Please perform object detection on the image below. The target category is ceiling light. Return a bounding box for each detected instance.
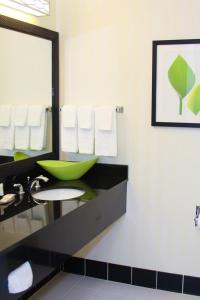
[0,0,50,16]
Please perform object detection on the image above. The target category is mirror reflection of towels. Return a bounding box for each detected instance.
[15,216,31,235]
[30,219,43,233]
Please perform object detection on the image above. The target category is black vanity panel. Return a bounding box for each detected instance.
[23,180,127,254]
[0,164,128,300]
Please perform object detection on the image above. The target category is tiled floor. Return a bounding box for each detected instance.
[30,272,199,300]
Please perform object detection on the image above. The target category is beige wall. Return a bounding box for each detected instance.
[57,0,200,277]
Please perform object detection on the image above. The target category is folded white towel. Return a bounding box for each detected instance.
[0,105,11,126]
[14,105,28,127]
[62,105,77,128]
[77,106,93,129]
[61,106,78,153]
[8,261,33,294]
[95,106,117,157]
[28,105,45,127]
[95,106,113,131]
[78,107,94,154]
[0,107,15,150]
[30,107,47,150]
[15,126,29,150]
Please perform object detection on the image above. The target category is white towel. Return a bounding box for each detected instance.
[15,126,29,150]
[95,106,113,131]
[30,107,47,150]
[77,106,93,129]
[0,105,11,126]
[62,105,77,128]
[78,107,94,154]
[14,105,28,126]
[8,261,33,294]
[0,107,15,150]
[95,106,117,157]
[61,106,78,153]
[28,105,45,126]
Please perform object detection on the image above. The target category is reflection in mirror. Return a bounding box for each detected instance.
[0,27,52,165]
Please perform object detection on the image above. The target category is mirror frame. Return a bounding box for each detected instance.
[0,14,59,177]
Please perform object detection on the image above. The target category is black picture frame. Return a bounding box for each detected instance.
[152,39,200,128]
[0,14,59,177]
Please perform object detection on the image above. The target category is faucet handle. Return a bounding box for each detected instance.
[36,175,49,182]
[13,183,25,195]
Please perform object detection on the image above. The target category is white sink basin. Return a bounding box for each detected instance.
[32,188,85,201]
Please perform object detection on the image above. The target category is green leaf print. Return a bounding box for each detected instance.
[168,55,196,115]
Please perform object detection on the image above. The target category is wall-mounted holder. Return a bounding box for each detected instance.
[59,106,124,113]
[194,206,200,227]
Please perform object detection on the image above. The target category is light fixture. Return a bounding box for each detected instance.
[0,0,50,16]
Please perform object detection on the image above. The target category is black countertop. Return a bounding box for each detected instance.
[0,163,128,253]
[0,163,128,300]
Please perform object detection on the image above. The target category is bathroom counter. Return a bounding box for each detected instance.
[0,163,128,253]
[0,163,128,300]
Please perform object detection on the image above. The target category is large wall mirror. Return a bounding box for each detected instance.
[0,15,59,177]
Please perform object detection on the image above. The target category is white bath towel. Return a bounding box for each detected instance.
[95,106,113,131]
[0,107,15,150]
[62,105,77,128]
[28,105,45,127]
[0,105,11,126]
[8,261,33,294]
[78,107,94,154]
[30,107,47,150]
[14,105,28,126]
[95,106,117,157]
[61,106,78,153]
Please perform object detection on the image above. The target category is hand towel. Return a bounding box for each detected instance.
[28,105,45,127]
[78,107,94,154]
[15,126,29,150]
[0,107,15,150]
[95,106,117,157]
[14,105,28,126]
[30,107,47,150]
[62,105,77,128]
[77,106,93,129]
[61,106,78,153]
[95,106,113,131]
[0,105,11,126]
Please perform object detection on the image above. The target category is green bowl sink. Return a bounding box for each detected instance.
[37,158,98,180]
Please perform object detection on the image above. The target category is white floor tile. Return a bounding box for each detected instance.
[29,273,78,300]
[30,273,199,300]
[61,285,96,300]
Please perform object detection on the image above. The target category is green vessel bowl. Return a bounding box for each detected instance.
[37,158,98,181]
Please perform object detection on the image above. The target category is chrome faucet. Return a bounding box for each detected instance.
[13,183,25,195]
[29,175,49,193]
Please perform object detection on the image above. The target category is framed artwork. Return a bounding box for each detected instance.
[152,39,200,128]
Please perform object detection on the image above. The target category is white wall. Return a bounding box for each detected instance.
[57,0,200,277]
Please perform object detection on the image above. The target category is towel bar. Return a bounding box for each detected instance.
[59,106,124,113]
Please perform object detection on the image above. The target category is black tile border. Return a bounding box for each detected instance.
[108,263,131,284]
[86,259,107,280]
[24,256,200,298]
[63,257,200,297]
[132,267,157,289]
[184,275,200,296]
[63,257,85,276]
[157,272,183,293]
